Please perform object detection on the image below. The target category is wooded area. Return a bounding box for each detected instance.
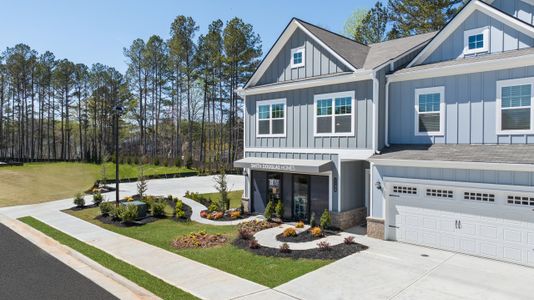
[0,16,261,170]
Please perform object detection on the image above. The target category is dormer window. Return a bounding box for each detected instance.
[464,27,489,55]
[291,46,305,68]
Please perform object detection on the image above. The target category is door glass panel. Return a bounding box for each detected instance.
[293,175,309,221]
[267,173,282,203]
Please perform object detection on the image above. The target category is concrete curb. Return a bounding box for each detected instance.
[0,214,159,300]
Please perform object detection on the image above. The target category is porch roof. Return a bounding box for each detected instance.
[233,157,333,174]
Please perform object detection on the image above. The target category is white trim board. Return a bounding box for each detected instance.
[245,19,357,89]
[371,158,534,172]
[407,0,534,68]
[496,77,534,135]
[388,52,534,82]
[244,147,374,160]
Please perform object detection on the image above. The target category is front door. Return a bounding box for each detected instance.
[293,175,309,221]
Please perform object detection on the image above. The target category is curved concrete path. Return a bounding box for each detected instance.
[182,197,262,226]
[254,223,355,250]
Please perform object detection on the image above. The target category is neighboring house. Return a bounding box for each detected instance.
[236,0,534,267]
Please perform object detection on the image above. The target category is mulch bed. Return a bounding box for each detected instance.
[171,232,228,249]
[232,238,368,260]
[276,230,337,243]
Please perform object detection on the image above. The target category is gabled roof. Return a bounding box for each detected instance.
[408,0,534,67]
[244,18,435,89]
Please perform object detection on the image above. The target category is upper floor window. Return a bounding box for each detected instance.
[464,27,489,55]
[291,46,305,69]
[314,91,355,136]
[256,99,286,137]
[496,77,534,134]
[415,87,445,136]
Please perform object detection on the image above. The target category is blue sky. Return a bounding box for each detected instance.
[0,0,375,73]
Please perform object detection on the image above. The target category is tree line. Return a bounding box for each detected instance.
[0,16,261,170]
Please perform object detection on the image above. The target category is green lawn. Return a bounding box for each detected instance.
[196,190,243,208]
[0,162,195,207]
[19,216,198,300]
[66,207,331,287]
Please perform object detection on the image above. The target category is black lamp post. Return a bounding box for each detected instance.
[113,105,124,206]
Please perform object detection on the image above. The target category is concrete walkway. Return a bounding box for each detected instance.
[254,223,355,250]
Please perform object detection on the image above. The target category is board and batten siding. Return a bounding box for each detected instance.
[491,0,534,25]
[389,65,534,145]
[371,165,534,219]
[256,28,350,86]
[422,10,534,65]
[245,81,374,149]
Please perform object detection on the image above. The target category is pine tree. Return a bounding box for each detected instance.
[345,2,389,44]
[388,0,464,37]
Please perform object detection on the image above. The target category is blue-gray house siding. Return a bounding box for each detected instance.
[389,65,534,145]
[245,81,374,150]
[422,10,534,65]
[492,0,534,25]
[256,28,350,86]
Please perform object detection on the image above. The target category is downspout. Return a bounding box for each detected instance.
[385,80,391,148]
[372,71,380,154]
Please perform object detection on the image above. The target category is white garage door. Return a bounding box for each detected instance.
[386,180,534,267]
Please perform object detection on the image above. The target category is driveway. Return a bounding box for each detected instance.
[275,234,534,300]
[0,223,117,300]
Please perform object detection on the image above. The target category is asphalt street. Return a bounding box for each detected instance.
[0,223,117,300]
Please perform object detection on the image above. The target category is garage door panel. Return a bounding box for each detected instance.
[439,218,456,233]
[528,251,534,266]
[458,221,477,236]
[440,234,457,251]
[527,232,534,245]
[422,217,438,230]
[503,246,523,263]
[421,230,440,247]
[459,238,477,254]
[479,224,499,240]
[479,241,500,258]
[503,228,523,243]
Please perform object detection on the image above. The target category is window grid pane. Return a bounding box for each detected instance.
[419,93,440,112]
[468,34,484,50]
[502,85,531,108]
[335,97,352,115]
[271,103,285,119]
[293,52,302,65]
[258,105,270,120]
[317,99,333,116]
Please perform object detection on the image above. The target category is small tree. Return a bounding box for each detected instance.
[214,170,229,211]
[137,164,148,198]
[275,200,284,219]
[74,192,85,208]
[264,201,274,220]
[320,209,331,230]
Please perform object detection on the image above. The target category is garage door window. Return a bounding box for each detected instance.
[393,185,417,195]
[464,192,495,203]
[507,195,534,207]
[426,188,453,198]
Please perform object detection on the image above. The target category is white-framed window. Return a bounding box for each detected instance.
[496,77,534,135]
[290,46,305,69]
[414,87,445,136]
[256,99,286,137]
[313,91,355,136]
[463,27,490,55]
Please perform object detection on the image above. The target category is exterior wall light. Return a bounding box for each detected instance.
[375,181,382,191]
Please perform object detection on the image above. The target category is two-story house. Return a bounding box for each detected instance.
[236,0,534,267]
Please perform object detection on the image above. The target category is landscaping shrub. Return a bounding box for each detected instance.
[279,243,291,253]
[176,210,186,219]
[264,201,274,219]
[275,200,284,218]
[237,220,278,234]
[119,204,138,223]
[230,210,241,219]
[295,221,305,228]
[317,241,331,251]
[200,210,208,218]
[172,231,227,249]
[151,200,166,217]
[208,203,219,212]
[239,203,245,215]
[249,239,260,249]
[310,212,317,227]
[99,202,114,216]
[282,227,297,238]
[238,228,254,240]
[175,199,186,219]
[320,209,331,229]
[175,199,183,211]
[125,196,134,202]
[214,171,229,211]
[73,192,85,208]
[344,236,356,245]
[212,212,224,220]
[93,192,103,206]
[137,165,148,198]
[310,227,322,238]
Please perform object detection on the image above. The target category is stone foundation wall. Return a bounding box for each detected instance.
[331,207,366,230]
[241,198,250,213]
[366,217,385,239]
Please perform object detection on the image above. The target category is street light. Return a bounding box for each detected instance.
[113,105,124,206]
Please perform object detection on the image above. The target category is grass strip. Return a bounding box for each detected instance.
[18,216,198,300]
